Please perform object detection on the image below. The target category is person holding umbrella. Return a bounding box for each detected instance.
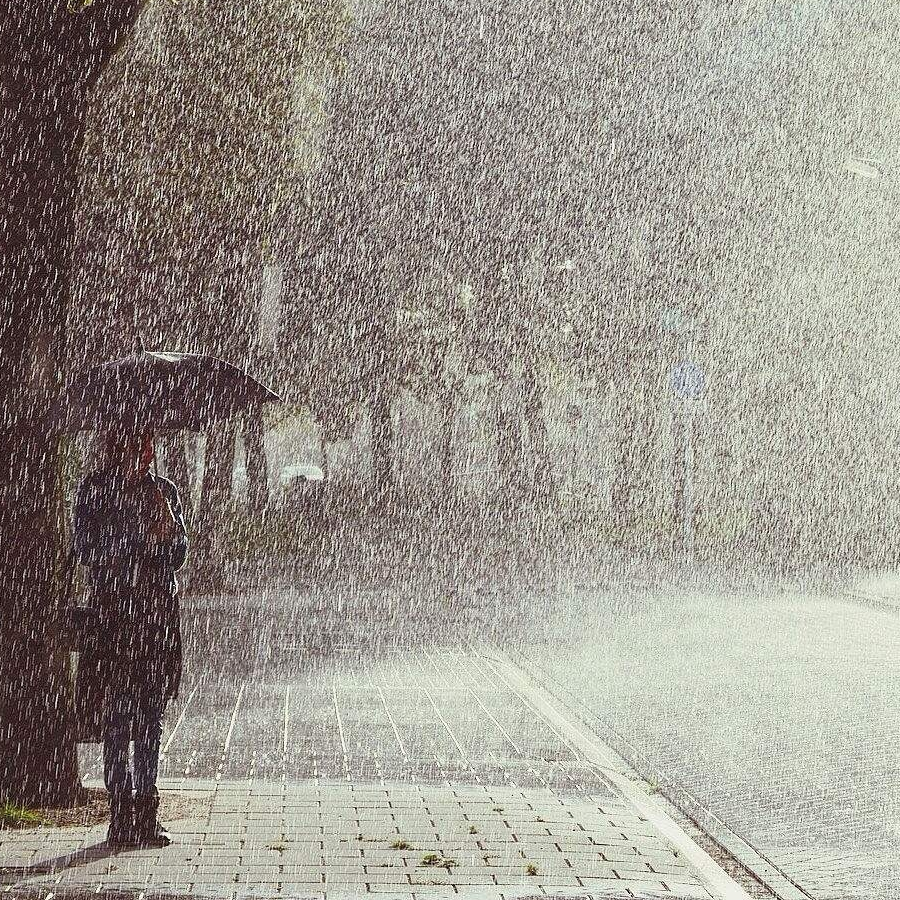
[53,348,279,847]
[74,427,187,847]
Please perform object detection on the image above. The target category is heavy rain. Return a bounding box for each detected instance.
[0,2,897,900]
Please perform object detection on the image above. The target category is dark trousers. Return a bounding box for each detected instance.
[103,691,166,798]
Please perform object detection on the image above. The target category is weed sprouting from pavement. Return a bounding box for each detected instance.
[0,801,45,829]
[421,853,457,869]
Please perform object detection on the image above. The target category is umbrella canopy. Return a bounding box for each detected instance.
[48,350,280,433]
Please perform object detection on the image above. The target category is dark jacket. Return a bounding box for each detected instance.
[74,469,188,705]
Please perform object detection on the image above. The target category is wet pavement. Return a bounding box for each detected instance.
[0,584,758,900]
[79,587,625,791]
[12,568,891,900]
[525,584,900,900]
[1,778,719,899]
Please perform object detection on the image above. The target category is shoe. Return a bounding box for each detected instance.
[107,792,139,847]
[133,792,172,847]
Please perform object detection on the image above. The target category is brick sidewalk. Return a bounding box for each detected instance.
[2,777,729,899]
[1,638,755,900]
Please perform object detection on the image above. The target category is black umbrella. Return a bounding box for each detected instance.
[48,350,280,433]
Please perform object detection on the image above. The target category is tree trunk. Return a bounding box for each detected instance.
[611,369,634,532]
[440,392,454,489]
[0,85,85,807]
[318,427,330,481]
[0,2,167,802]
[0,425,82,805]
[611,367,655,534]
[200,423,235,528]
[371,380,393,498]
[243,409,269,514]
[246,250,271,518]
[633,399,655,527]
[495,381,524,507]
[185,432,203,508]
[671,406,688,551]
[611,396,638,532]
[521,363,553,501]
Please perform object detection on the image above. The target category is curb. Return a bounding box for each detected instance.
[476,647,755,900]
[500,650,816,900]
[843,591,900,616]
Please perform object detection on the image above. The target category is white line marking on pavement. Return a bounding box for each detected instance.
[465,646,578,789]
[469,644,584,764]
[445,645,573,793]
[331,679,350,766]
[283,685,290,757]
[414,650,471,765]
[486,648,754,900]
[161,679,202,757]
[222,681,246,757]
[371,666,408,759]
[425,646,528,788]
[430,648,522,755]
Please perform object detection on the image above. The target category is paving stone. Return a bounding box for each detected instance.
[612,876,669,892]
[54,636,758,900]
[191,873,244,885]
[362,872,417,885]
[566,860,619,878]
[363,864,417,877]
[491,873,543,884]
[660,884,714,898]
[647,863,701,877]
[281,863,325,876]
[364,890,418,898]
[606,847,679,864]
[322,872,370,885]
[612,863,656,878]
[625,888,683,899]
[280,879,325,890]
[553,833,598,848]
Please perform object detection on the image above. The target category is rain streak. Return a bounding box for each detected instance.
[0,3,897,900]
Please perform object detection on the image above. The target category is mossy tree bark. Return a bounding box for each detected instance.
[0,0,146,805]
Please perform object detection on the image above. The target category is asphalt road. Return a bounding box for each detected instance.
[525,585,900,900]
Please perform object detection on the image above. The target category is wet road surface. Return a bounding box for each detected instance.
[527,585,900,900]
